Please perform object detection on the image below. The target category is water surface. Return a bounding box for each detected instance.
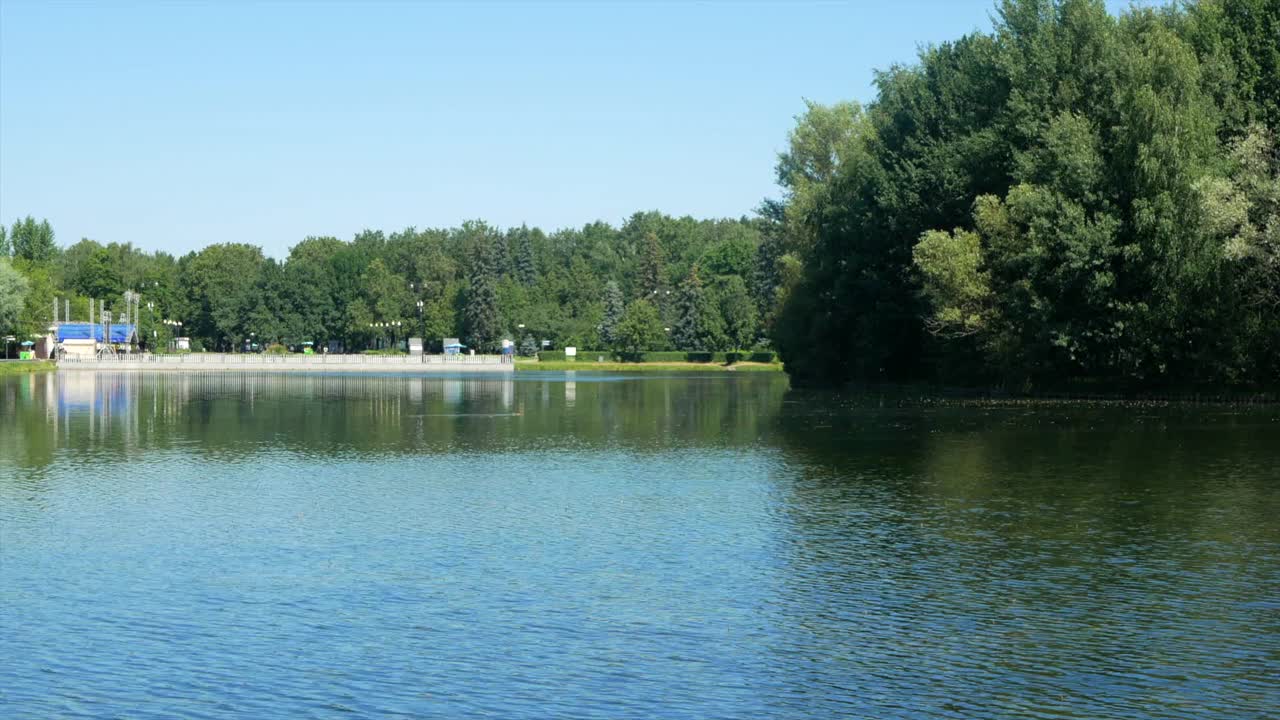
[2,372,1277,718]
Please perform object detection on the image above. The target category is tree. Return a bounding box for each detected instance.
[716,275,759,349]
[513,226,538,286]
[614,299,664,355]
[10,217,57,264]
[0,260,28,334]
[0,225,8,258]
[640,231,664,293]
[463,234,502,351]
[519,334,539,357]
[672,270,727,351]
[913,227,994,339]
[181,243,264,350]
[599,280,625,348]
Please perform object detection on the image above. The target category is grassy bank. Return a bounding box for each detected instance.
[0,360,56,376]
[517,359,783,373]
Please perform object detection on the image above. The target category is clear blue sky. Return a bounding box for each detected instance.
[1,0,1136,259]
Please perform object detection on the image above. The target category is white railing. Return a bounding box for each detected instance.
[59,353,512,366]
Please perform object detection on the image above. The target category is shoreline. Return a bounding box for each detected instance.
[0,361,56,376]
[516,360,784,373]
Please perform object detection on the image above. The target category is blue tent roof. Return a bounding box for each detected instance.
[444,342,466,348]
[56,323,137,343]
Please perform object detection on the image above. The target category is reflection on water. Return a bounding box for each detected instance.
[1,373,1277,719]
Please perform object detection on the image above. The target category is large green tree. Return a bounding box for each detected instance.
[614,299,664,355]
[9,217,58,264]
[182,243,265,350]
[463,233,502,351]
[0,260,28,334]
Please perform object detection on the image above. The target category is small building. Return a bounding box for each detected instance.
[56,323,139,357]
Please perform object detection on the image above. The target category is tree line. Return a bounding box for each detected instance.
[768,0,1279,389]
[0,212,771,355]
[3,0,1277,389]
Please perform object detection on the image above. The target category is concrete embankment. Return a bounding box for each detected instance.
[57,354,513,374]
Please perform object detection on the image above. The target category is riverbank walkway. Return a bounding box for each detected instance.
[57,353,514,374]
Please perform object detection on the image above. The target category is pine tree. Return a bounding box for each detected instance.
[10,216,56,264]
[464,236,502,352]
[514,226,537,286]
[599,280,625,348]
[672,270,725,351]
[519,334,539,357]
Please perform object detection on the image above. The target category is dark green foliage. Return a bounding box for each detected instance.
[464,232,502,352]
[715,275,758,349]
[640,232,664,294]
[772,0,1280,390]
[599,280,625,349]
[672,270,728,351]
[512,226,538,286]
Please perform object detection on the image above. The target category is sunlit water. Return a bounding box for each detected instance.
[2,371,1277,719]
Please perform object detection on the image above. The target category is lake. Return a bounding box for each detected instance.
[1,371,1277,719]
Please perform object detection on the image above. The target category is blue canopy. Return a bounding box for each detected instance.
[56,323,137,343]
[444,342,466,348]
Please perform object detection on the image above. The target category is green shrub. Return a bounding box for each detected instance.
[266,343,289,355]
[539,350,610,362]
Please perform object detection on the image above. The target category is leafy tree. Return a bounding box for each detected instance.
[10,217,58,264]
[0,260,28,333]
[913,227,994,339]
[0,225,8,258]
[11,259,57,338]
[181,244,264,350]
[716,275,759,350]
[614,299,664,354]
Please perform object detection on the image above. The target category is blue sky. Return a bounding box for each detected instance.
[1,0,1136,259]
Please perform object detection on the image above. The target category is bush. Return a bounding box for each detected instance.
[545,349,776,363]
[266,343,289,355]
[632,351,689,362]
[539,350,609,362]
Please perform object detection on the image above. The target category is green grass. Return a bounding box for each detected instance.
[0,360,56,375]
[516,359,784,373]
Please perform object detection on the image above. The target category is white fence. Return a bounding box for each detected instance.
[58,352,513,372]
